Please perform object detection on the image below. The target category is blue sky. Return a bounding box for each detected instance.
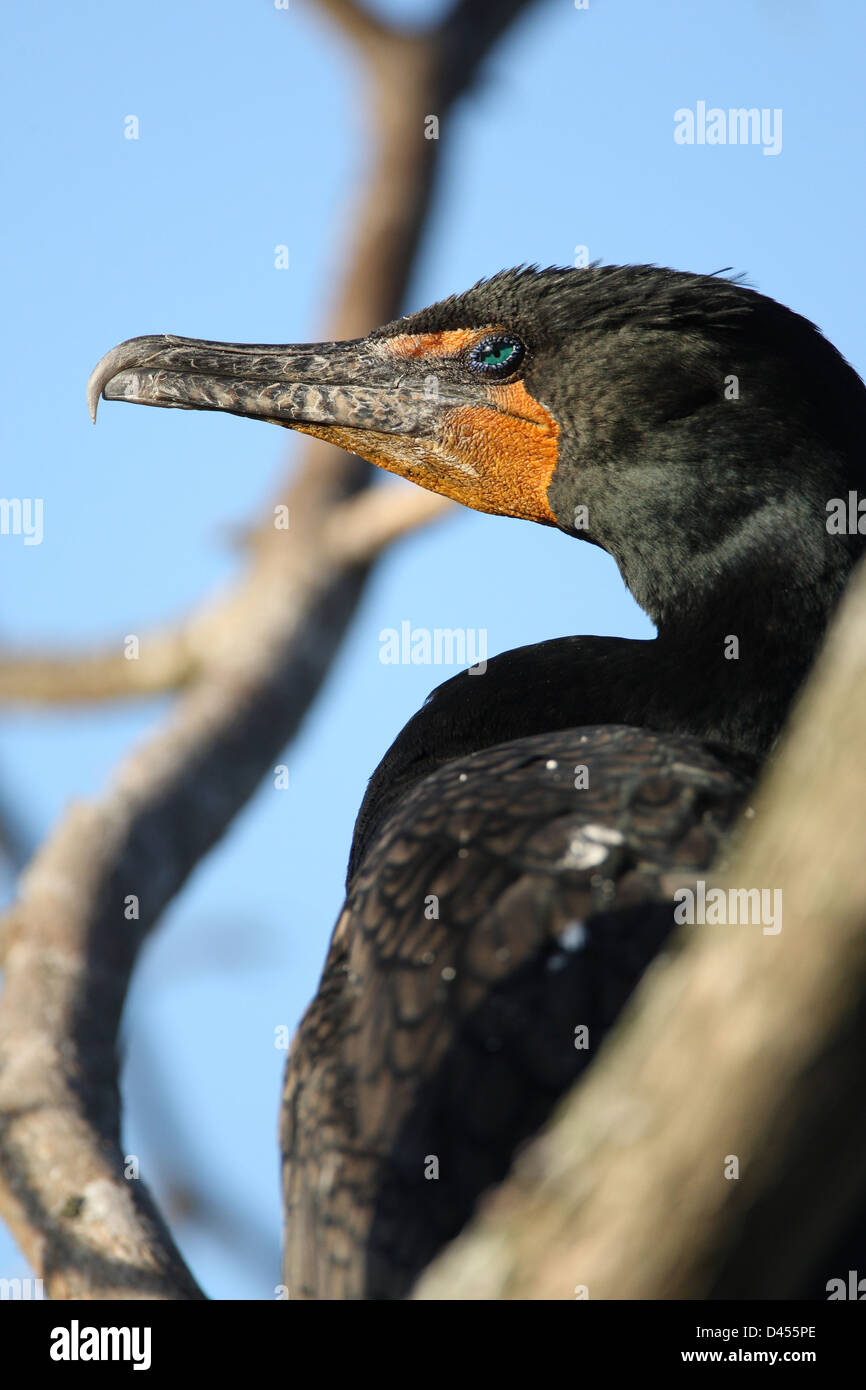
[1,0,864,1297]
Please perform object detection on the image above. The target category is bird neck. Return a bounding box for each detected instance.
[349,530,852,880]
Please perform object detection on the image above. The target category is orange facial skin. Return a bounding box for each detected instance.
[328,328,562,524]
[387,328,485,359]
[440,380,559,524]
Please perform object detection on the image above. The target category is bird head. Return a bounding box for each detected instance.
[89,265,866,628]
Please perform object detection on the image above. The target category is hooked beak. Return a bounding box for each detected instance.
[87,332,561,523]
[87,332,458,434]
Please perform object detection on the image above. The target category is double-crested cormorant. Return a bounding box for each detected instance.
[89,265,866,1299]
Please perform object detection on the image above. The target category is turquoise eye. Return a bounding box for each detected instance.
[482,344,516,367]
[469,334,525,376]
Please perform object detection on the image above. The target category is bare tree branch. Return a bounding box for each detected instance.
[0,0,540,1300]
[310,0,388,52]
[0,488,450,705]
[0,0,543,707]
[414,559,866,1300]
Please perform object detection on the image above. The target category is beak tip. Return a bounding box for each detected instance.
[86,355,113,423]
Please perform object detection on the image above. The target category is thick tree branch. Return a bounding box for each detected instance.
[414,558,866,1300]
[0,491,371,1297]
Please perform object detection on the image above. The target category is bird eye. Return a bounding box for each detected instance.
[468,334,525,377]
